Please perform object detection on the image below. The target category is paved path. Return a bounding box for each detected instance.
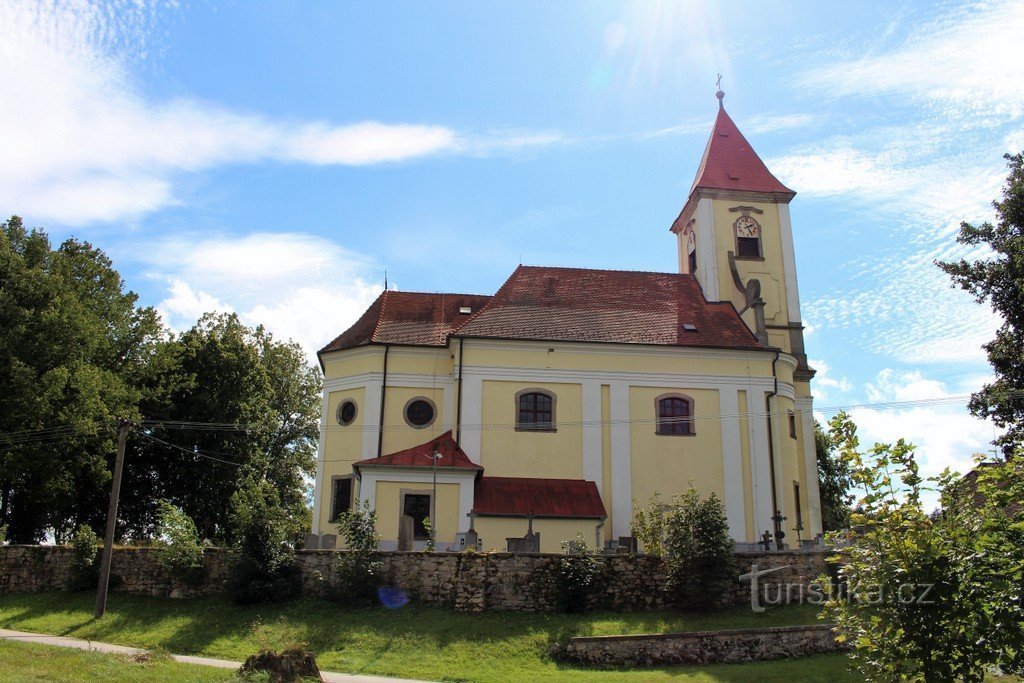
[0,629,428,683]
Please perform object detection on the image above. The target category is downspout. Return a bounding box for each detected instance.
[595,517,605,551]
[455,337,465,445]
[377,344,390,458]
[765,350,781,546]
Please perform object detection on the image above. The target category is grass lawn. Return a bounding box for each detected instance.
[0,591,860,682]
[0,639,236,682]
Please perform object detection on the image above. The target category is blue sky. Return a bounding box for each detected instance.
[4,0,1021,497]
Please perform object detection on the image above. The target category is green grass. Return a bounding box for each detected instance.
[0,639,237,682]
[0,592,860,682]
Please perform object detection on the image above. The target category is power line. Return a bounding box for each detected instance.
[135,431,245,468]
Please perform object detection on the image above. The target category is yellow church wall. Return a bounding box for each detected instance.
[385,347,455,376]
[462,340,775,377]
[628,387,725,505]
[373,480,462,545]
[321,387,367,480]
[322,348,384,381]
[380,385,448,454]
[478,380,583,479]
[473,517,602,553]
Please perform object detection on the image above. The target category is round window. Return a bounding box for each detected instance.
[404,398,435,428]
[336,400,357,426]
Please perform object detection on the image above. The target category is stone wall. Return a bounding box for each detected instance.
[561,624,845,666]
[0,545,831,613]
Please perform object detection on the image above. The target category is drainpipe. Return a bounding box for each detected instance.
[377,344,390,458]
[595,517,605,551]
[455,337,465,445]
[765,350,781,546]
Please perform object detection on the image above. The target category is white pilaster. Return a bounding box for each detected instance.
[777,203,802,322]
[582,380,602,490]
[719,387,746,540]
[796,396,822,537]
[609,382,632,538]
[311,388,330,535]
[460,375,483,463]
[747,389,774,533]
[695,197,720,300]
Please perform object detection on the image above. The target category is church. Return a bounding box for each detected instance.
[310,90,820,553]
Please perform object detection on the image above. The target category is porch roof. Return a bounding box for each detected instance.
[473,477,606,519]
[352,431,483,473]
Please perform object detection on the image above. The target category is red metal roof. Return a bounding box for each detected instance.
[455,265,761,350]
[690,105,794,197]
[473,477,606,519]
[319,291,492,354]
[353,431,482,472]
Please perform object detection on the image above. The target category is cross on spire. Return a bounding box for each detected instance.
[715,73,725,109]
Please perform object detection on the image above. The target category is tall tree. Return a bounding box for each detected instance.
[816,421,853,531]
[122,313,320,541]
[0,217,162,543]
[938,153,1024,458]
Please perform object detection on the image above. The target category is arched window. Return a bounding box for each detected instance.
[516,390,555,431]
[656,394,694,435]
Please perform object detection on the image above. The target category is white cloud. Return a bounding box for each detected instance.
[744,113,816,135]
[127,232,381,360]
[809,358,852,402]
[0,1,559,226]
[864,368,951,403]
[801,0,1024,120]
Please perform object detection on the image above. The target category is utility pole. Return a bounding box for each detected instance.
[94,419,129,619]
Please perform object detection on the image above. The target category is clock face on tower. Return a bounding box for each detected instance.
[734,215,761,238]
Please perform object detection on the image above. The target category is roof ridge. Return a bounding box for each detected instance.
[369,289,390,343]
[453,264,524,331]
[384,290,493,298]
[515,264,687,277]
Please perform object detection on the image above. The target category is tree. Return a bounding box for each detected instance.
[816,422,853,531]
[663,485,736,610]
[938,153,1024,458]
[0,217,162,543]
[822,412,1024,681]
[227,477,301,604]
[123,313,320,542]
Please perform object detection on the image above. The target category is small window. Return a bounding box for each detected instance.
[403,493,432,541]
[330,477,352,522]
[793,482,803,530]
[404,397,436,429]
[788,411,797,439]
[688,249,698,274]
[656,395,694,436]
[516,390,555,431]
[336,399,357,426]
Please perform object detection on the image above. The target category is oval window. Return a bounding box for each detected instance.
[336,400,357,426]
[405,398,436,428]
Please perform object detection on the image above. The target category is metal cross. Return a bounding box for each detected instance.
[715,73,723,90]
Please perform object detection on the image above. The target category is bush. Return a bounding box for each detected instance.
[554,532,603,613]
[332,499,383,606]
[663,485,736,611]
[68,524,101,592]
[631,492,666,555]
[821,412,1024,681]
[154,500,209,586]
[227,478,301,604]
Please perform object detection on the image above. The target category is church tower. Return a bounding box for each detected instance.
[670,88,813,382]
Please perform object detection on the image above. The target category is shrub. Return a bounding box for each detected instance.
[332,499,383,606]
[154,500,209,586]
[631,492,665,555]
[663,485,736,610]
[554,532,603,613]
[68,524,100,592]
[227,478,301,604]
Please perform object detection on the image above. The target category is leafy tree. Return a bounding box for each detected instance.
[938,153,1024,458]
[154,500,209,585]
[631,491,666,556]
[0,217,162,543]
[332,499,383,606]
[227,477,301,604]
[816,422,853,531]
[663,485,736,611]
[554,532,603,613]
[67,523,101,592]
[123,313,320,541]
[822,412,1024,681]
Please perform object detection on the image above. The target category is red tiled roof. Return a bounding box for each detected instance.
[473,477,606,518]
[352,431,482,472]
[455,265,761,349]
[690,106,794,197]
[319,291,492,354]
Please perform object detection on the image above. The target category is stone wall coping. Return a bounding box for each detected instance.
[568,623,836,644]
